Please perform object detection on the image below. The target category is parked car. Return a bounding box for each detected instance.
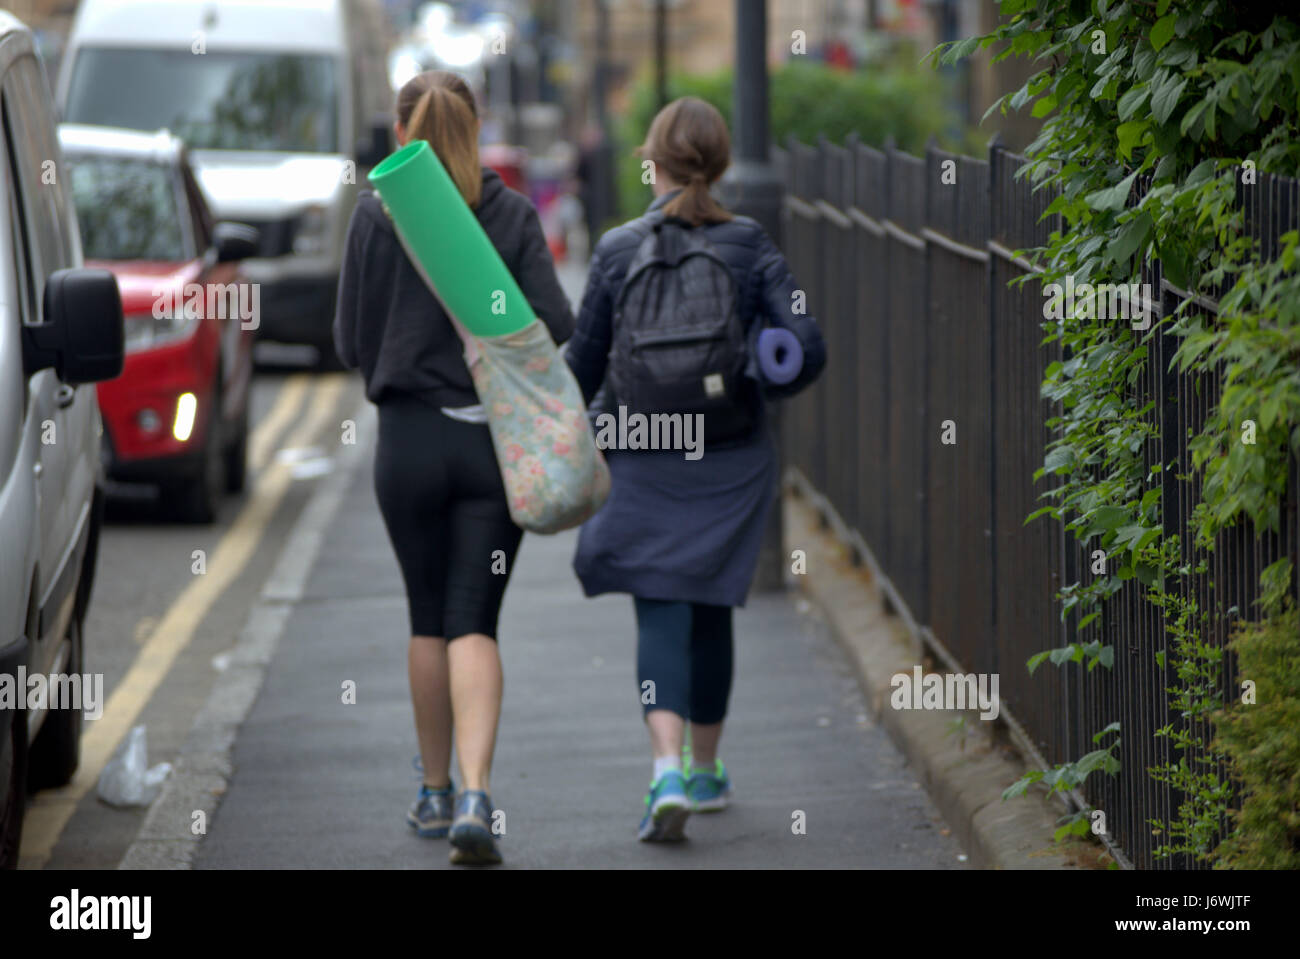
[58,124,260,523]
[56,0,393,367]
[0,12,124,869]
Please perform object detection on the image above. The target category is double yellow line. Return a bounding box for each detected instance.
[19,372,350,869]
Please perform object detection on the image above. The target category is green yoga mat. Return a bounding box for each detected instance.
[367,139,535,337]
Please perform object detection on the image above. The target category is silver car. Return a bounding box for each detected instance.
[0,11,124,869]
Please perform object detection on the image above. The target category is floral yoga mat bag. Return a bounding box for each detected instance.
[368,140,609,533]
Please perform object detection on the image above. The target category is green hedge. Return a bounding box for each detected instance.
[1213,605,1300,869]
[611,61,976,222]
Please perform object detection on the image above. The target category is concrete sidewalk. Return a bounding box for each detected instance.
[190,420,967,869]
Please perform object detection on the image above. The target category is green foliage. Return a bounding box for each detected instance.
[1211,605,1300,869]
[934,0,1300,865]
[1148,590,1233,862]
[612,61,974,221]
[1003,722,1121,803]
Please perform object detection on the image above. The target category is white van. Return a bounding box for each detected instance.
[56,0,392,364]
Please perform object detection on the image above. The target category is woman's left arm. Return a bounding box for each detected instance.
[751,230,827,399]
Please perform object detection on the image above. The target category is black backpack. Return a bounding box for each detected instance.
[608,214,756,446]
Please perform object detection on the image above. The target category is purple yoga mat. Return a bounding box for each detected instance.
[757,327,803,385]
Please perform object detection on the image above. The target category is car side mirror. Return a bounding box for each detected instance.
[213,221,261,262]
[356,118,392,168]
[23,268,124,384]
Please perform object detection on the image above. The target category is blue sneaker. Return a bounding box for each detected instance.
[448,790,502,865]
[637,770,690,842]
[407,781,456,837]
[685,759,733,812]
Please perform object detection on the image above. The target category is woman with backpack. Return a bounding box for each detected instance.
[333,70,574,865]
[565,97,825,842]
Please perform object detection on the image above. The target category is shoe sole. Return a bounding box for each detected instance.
[639,797,690,842]
[407,815,451,838]
[448,818,502,865]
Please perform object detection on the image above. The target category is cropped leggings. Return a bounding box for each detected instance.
[374,395,523,640]
[633,598,734,725]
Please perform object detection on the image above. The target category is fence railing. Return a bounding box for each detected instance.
[774,134,1300,870]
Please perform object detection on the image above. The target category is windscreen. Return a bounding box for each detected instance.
[64,47,340,154]
[65,154,185,261]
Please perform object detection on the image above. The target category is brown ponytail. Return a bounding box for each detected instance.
[637,97,734,226]
[396,71,482,208]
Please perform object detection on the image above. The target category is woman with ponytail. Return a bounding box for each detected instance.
[333,71,574,865]
[565,97,825,843]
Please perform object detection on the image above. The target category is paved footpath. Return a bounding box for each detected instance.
[193,261,964,869]
[191,422,966,870]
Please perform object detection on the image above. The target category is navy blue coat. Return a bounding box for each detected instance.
[566,193,825,407]
[565,190,825,607]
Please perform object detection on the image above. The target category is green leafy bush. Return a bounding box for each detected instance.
[1211,605,1300,869]
[611,61,975,221]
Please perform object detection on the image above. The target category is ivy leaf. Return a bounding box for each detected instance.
[941,36,980,65]
[1184,158,1217,188]
[1151,74,1187,124]
[1160,239,1190,289]
[1115,524,1148,551]
[1043,445,1076,473]
[1094,721,1121,741]
[1085,169,1139,211]
[1150,14,1177,52]
[1109,212,1153,263]
[1031,92,1058,118]
[1260,395,1281,432]
[1117,85,1151,121]
[1085,505,1130,530]
[1133,45,1157,81]
[1024,505,1057,525]
[1180,98,1210,137]
[1117,119,1149,160]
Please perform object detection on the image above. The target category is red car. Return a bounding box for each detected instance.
[58,124,259,522]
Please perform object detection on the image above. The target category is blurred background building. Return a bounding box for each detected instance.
[9,0,1044,258]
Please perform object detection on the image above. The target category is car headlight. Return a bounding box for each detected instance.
[293,204,330,256]
[124,307,200,354]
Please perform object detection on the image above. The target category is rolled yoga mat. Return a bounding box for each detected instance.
[757,326,804,385]
[367,139,535,338]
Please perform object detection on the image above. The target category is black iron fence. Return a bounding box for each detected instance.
[774,134,1300,870]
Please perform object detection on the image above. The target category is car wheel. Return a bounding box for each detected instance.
[0,700,27,870]
[27,617,84,791]
[167,392,223,524]
[224,396,249,494]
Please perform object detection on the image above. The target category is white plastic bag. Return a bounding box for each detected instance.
[96,724,172,808]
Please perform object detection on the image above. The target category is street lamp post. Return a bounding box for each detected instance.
[591,0,615,239]
[720,0,786,593]
[654,0,668,110]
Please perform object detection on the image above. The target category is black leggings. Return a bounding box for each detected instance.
[374,395,522,640]
[634,598,734,725]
